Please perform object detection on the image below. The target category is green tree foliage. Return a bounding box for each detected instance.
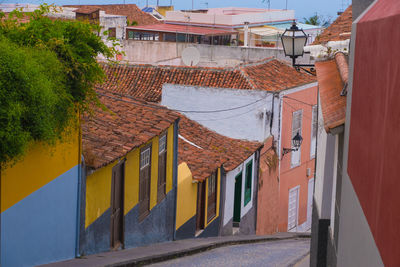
[0,5,115,165]
[303,13,331,27]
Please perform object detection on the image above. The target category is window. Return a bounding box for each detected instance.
[310,105,318,158]
[157,134,167,203]
[291,110,303,167]
[244,160,253,206]
[207,171,218,222]
[139,145,151,221]
[108,27,116,38]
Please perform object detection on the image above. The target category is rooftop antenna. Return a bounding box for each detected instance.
[192,0,194,10]
[285,0,288,10]
[182,47,200,66]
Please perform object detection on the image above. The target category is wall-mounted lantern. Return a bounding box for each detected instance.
[282,132,303,156]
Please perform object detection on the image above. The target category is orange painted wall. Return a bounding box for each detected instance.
[256,137,279,235]
[278,86,317,231]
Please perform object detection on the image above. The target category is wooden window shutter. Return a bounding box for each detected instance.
[157,133,167,203]
[139,144,152,221]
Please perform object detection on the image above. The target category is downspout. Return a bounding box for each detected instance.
[253,148,262,234]
[75,120,82,258]
[269,93,276,137]
[276,94,283,232]
[262,107,267,141]
[172,118,180,240]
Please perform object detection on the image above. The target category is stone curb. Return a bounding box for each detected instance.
[109,233,311,267]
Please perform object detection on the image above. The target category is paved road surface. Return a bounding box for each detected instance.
[149,238,310,267]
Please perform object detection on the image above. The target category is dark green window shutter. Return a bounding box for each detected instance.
[244,160,253,206]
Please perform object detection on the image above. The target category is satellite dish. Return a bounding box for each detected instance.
[182,47,200,66]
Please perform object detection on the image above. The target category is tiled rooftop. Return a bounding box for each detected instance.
[64,4,160,25]
[99,59,315,102]
[178,114,263,181]
[99,64,253,102]
[74,6,100,14]
[312,5,352,45]
[240,58,317,91]
[82,91,179,169]
[315,53,348,132]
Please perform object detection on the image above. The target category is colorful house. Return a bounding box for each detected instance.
[312,0,400,266]
[79,91,179,255]
[1,130,81,266]
[175,115,262,238]
[308,7,352,266]
[97,59,317,236]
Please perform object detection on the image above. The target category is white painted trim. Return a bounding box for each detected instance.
[178,134,203,149]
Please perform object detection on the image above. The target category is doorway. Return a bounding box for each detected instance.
[233,172,242,227]
[110,161,125,249]
[196,182,206,232]
[288,185,300,232]
[306,178,315,230]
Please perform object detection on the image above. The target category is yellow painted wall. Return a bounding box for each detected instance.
[166,125,174,194]
[175,163,198,230]
[157,6,174,17]
[1,131,80,212]
[150,136,159,210]
[124,149,139,215]
[85,161,116,228]
[85,123,176,226]
[204,168,221,227]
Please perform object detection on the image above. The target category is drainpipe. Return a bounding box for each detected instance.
[262,107,267,141]
[75,126,83,258]
[172,118,180,240]
[244,22,249,47]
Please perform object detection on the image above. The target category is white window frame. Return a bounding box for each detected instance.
[140,147,151,169]
[291,110,303,168]
[310,105,317,159]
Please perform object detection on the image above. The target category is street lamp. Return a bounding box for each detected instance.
[281,21,314,69]
[282,132,303,156]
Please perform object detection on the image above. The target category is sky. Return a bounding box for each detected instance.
[6,0,351,24]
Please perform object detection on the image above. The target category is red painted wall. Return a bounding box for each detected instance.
[257,138,279,235]
[347,1,400,265]
[279,86,317,231]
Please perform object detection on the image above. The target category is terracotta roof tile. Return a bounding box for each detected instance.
[82,91,179,169]
[178,114,262,181]
[240,59,316,91]
[64,4,159,25]
[316,57,348,132]
[312,5,352,45]
[99,64,253,102]
[74,6,100,14]
[99,60,315,102]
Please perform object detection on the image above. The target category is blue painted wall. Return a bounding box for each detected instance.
[1,165,79,267]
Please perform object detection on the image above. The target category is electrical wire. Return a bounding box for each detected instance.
[98,91,269,114]
[283,95,315,107]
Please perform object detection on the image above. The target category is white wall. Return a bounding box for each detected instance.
[116,40,311,67]
[223,153,256,226]
[165,10,294,26]
[161,84,274,142]
[100,14,126,40]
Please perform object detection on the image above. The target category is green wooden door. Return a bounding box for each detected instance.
[233,172,242,223]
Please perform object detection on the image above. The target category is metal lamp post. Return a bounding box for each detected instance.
[281,21,314,69]
[282,132,303,156]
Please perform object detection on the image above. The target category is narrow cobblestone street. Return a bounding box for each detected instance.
[149,239,310,267]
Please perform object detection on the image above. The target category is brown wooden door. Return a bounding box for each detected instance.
[207,172,217,222]
[110,161,124,249]
[139,145,152,221]
[196,182,206,231]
